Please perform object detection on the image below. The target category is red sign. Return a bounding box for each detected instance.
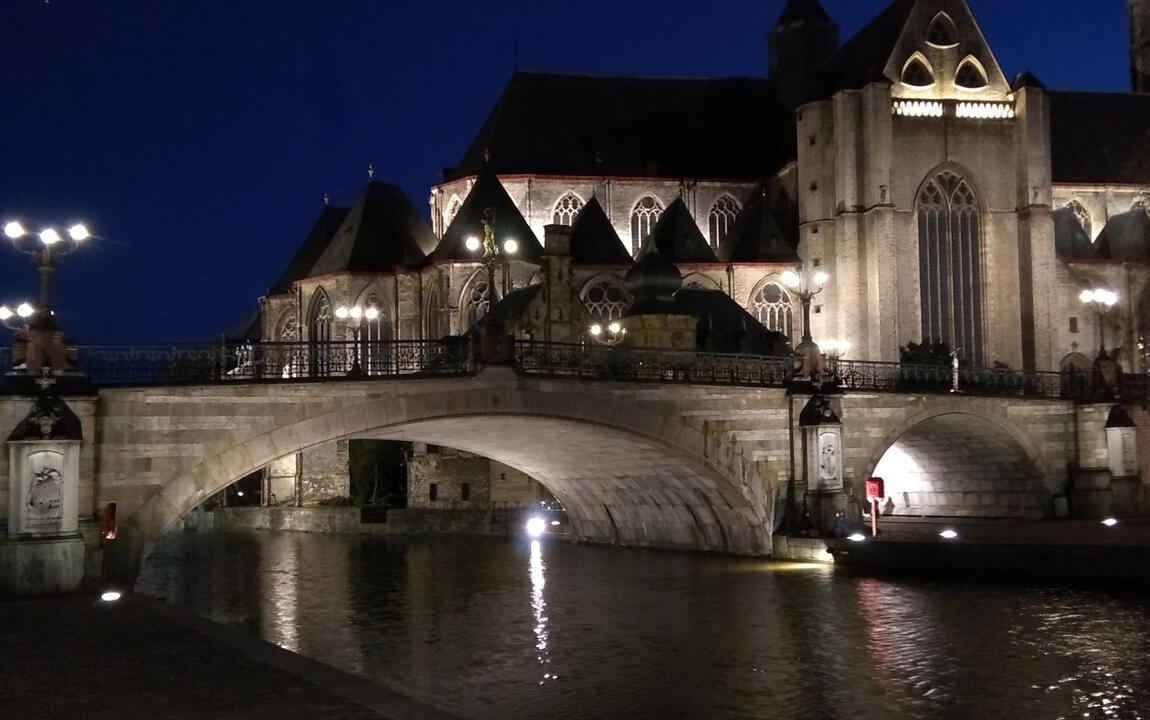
[865,477,885,501]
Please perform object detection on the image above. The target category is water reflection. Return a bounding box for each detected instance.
[529,539,555,684]
[139,533,1150,720]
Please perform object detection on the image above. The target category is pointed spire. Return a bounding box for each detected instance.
[367,163,375,179]
[323,191,331,207]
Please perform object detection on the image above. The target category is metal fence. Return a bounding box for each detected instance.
[513,341,793,387]
[70,339,473,386]
[830,358,1067,399]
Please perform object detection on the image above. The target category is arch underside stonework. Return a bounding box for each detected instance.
[870,412,1047,518]
[115,375,775,555]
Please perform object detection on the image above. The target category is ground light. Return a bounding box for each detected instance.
[847,533,867,542]
[939,529,959,540]
[1102,517,1119,527]
[100,591,122,602]
[525,516,546,538]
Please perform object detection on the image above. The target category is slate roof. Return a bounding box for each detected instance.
[220,307,262,342]
[568,197,634,265]
[447,72,795,182]
[776,0,832,26]
[1052,206,1095,260]
[637,198,720,265]
[1094,208,1150,262]
[268,205,349,294]
[718,187,800,263]
[309,182,437,277]
[1049,91,1150,185]
[806,0,914,100]
[674,288,791,356]
[431,168,543,264]
[482,284,543,326]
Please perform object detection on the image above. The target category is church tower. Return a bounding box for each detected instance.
[1133,0,1150,91]
[768,0,839,109]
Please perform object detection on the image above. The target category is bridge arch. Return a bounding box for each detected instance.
[128,379,775,555]
[863,409,1047,519]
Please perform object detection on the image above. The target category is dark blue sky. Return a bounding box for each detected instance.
[0,0,1132,343]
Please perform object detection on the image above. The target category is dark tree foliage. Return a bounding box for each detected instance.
[899,339,953,366]
[349,440,408,507]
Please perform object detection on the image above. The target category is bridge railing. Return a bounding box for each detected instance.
[70,339,473,386]
[831,359,1067,399]
[514,341,794,386]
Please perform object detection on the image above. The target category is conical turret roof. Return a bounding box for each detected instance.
[268,205,349,294]
[719,187,799,263]
[309,181,437,276]
[431,166,543,264]
[569,197,633,265]
[637,198,719,264]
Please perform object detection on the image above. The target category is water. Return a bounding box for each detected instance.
[138,531,1150,719]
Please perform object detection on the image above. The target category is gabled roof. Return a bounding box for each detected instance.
[776,0,832,26]
[482,284,543,326]
[568,197,633,265]
[807,0,914,100]
[719,187,800,263]
[1049,91,1150,185]
[309,182,437,276]
[447,72,794,181]
[220,307,262,342]
[431,168,543,264]
[268,205,349,294]
[1094,208,1150,262]
[674,288,790,356]
[637,198,719,264]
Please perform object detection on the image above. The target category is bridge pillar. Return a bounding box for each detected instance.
[1,392,85,596]
[799,394,847,534]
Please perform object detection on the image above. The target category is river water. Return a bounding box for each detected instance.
[137,531,1150,719]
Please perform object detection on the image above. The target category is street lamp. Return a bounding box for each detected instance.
[821,338,851,382]
[3,219,89,376]
[335,304,379,376]
[465,208,518,302]
[1079,287,1118,357]
[783,266,829,382]
[589,321,627,346]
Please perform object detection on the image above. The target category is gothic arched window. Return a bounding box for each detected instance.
[918,170,984,363]
[464,273,492,330]
[926,12,959,47]
[308,289,334,376]
[955,57,988,90]
[552,193,584,226]
[902,55,935,88]
[278,312,300,378]
[751,282,794,340]
[361,294,391,374]
[582,280,629,322]
[707,196,740,250]
[630,195,664,255]
[425,284,442,341]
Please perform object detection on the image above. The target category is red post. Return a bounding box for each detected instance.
[871,498,878,537]
[865,477,884,538]
[101,502,118,542]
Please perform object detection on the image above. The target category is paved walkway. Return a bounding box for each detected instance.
[864,515,1150,545]
[0,593,459,720]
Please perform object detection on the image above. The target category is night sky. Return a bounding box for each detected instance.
[0,0,1133,344]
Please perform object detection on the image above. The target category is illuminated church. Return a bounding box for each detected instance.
[245,0,1150,504]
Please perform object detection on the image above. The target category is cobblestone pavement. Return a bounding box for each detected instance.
[0,593,458,720]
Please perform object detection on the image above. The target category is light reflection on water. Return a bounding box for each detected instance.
[138,532,1150,720]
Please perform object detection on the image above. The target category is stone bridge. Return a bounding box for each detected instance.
[2,365,1107,567]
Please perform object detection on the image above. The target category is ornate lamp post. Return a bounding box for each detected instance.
[821,338,851,382]
[589,321,627,346]
[783,266,829,383]
[335,304,379,376]
[465,209,518,300]
[3,220,89,375]
[1079,287,1118,357]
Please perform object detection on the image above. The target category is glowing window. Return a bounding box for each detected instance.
[752,282,794,340]
[955,59,988,90]
[552,193,584,226]
[582,280,629,322]
[918,171,984,364]
[630,195,664,255]
[707,196,740,250]
[926,13,959,47]
[902,57,935,88]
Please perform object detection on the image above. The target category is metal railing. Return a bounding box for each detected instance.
[513,341,793,387]
[0,336,1142,401]
[67,339,473,386]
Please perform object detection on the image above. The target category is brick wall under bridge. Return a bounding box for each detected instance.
[0,371,1097,559]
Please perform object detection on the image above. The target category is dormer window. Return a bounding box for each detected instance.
[926,12,959,48]
[955,57,988,90]
[902,55,936,88]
